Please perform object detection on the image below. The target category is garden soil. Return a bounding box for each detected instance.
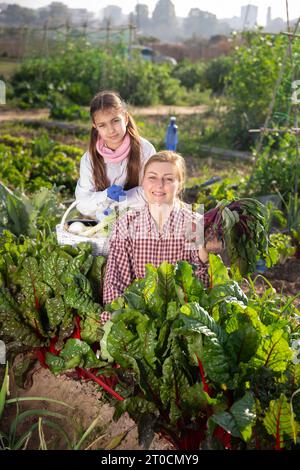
[251,256,300,308]
[3,364,173,451]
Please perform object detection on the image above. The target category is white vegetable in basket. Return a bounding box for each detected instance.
[68,221,86,235]
[81,209,117,237]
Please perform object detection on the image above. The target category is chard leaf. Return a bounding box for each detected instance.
[227,324,259,364]
[80,312,102,345]
[61,247,93,283]
[46,338,105,374]
[41,250,71,293]
[208,253,230,286]
[136,318,157,368]
[157,261,176,304]
[202,336,232,386]
[124,281,146,311]
[135,359,161,398]
[160,356,183,424]
[178,302,226,344]
[143,265,164,318]
[18,257,52,310]
[107,311,148,367]
[174,260,193,294]
[156,320,171,360]
[5,192,30,237]
[250,330,292,372]
[180,382,209,414]
[57,309,75,347]
[64,274,99,316]
[263,394,298,448]
[46,296,66,331]
[210,391,256,441]
[0,288,42,346]
[0,285,20,315]
[113,396,158,425]
[166,301,179,322]
[209,281,248,308]
[100,320,114,363]
[45,353,65,375]
[87,255,106,300]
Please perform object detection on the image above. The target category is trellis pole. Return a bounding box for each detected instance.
[246,7,300,194]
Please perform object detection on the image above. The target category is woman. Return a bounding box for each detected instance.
[102,151,222,310]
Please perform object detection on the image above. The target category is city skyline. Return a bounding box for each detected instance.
[1,0,299,25]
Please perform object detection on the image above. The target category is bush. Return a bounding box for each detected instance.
[202,55,233,94]
[171,59,206,90]
[247,133,300,199]
[223,32,300,149]
[10,44,185,109]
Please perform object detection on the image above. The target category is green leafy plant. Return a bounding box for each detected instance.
[0,134,82,194]
[0,182,64,237]
[101,257,300,450]
[269,232,296,264]
[248,134,300,199]
[204,197,271,277]
[224,33,300,149]
[0,233,105,356]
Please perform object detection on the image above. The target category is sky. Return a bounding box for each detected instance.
[2,0,299,25]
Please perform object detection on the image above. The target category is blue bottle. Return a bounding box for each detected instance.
[165,116,178,151]
[255,258,267,274]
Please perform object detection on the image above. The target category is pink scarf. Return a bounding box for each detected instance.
[96,133,131,164]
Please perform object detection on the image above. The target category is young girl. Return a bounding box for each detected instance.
[102,151,222,308]
[75,90,156,217]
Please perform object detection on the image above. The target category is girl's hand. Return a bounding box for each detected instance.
[107,185,126,201]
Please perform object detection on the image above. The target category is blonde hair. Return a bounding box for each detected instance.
[143,151,186,198]
[89,90,141,191]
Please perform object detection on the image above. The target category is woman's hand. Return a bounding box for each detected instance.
[198,237,223,263]
[206,238,223,254]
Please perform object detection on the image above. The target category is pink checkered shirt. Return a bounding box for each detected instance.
[103,204,209,307]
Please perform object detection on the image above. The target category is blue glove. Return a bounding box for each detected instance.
[107,184,126,202]
[95,207,113,222]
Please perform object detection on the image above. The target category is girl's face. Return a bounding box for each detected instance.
[93,108,128,150]
[142,161,181,206]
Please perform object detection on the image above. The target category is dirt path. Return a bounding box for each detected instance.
[129,104,209,115]
[0,108,49,121]
[0,105,208,122]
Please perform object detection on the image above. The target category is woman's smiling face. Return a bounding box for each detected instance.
[142,161,180,205]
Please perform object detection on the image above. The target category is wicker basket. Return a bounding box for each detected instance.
[56,200,109,256]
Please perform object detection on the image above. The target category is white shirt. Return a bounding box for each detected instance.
[75,137,156,217]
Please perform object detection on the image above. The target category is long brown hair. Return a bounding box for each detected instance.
[89,90,141,191]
